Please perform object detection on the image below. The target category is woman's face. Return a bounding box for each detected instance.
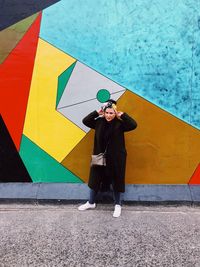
[104,108,116,122]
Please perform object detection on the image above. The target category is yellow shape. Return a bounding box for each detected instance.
[23,38,85,162]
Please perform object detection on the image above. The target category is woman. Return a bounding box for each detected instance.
[78,99,137,217]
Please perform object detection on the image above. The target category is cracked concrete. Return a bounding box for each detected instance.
[0,204,200,267]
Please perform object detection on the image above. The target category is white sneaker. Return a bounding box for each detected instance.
[78,201,96,211]
[113,205,121,217]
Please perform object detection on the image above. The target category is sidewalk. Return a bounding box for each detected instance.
[0,203,200,267]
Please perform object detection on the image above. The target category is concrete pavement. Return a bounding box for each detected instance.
[0,203,200,267]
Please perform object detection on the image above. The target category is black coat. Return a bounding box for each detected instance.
[82,111,137,193]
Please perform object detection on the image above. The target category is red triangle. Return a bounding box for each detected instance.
[189,163,200,184]
[0,13,42,151]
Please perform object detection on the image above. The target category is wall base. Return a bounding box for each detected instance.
[0,183,199,204]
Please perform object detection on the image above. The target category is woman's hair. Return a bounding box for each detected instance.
[102,99,117,111]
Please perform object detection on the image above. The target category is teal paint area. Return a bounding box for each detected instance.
[97,89,110,103]
[56,61,76,108]
[40,0,200,129]
[19,135,83,183]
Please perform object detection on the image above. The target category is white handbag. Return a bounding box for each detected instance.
[91,152,106,166]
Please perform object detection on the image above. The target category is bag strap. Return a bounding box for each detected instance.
[104,141,109,154]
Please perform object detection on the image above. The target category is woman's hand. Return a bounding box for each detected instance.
[114,110,124,119]
[97,109,104,116]
[116,111,124,117]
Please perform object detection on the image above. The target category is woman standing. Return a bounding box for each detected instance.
[78,99,137,217]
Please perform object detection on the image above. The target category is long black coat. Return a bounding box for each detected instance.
[82,111,137,193]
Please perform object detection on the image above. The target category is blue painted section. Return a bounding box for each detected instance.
[40,0,200,129]
[0,183,200,204]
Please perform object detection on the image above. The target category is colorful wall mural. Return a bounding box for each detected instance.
[0,0,200,184]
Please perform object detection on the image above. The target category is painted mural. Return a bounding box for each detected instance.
[0,0,199,184]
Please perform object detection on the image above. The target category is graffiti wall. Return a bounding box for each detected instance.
[0,0,200,184]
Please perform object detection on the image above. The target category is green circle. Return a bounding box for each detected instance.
[97,89,110,103]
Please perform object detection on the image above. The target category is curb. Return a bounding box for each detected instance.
[0,183,199,205]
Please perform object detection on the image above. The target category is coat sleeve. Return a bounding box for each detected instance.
[82,110,99,129]
[120,113,137,132]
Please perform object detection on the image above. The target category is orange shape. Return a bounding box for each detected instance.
[62,90,200,184]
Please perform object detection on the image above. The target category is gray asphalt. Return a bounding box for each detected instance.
[0,203,200,267]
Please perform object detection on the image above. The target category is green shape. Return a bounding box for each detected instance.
[56,61,76,107]
[19,135,83,183]
[97,89,110,103]
[0,13,38,64]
